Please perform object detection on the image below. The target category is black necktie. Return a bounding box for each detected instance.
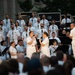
[26,32,27,37]
[12,30,14,41]
[41,29,43,33]
[6,20,8,25]
[52,26,54,29]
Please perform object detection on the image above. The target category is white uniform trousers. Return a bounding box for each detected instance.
[26,46,36,58]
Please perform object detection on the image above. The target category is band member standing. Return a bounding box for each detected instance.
[22,26,29,49]
[26,31,37,58]
[70,22,75,58]
[29,12,37,27]
[39,32,50,57]
[7,24,20,45]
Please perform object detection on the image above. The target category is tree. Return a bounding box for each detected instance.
[39,0,75,15]
[18,0,33,11]
[18,0,75,15]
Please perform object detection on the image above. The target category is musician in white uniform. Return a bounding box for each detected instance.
[7,24,20,45]
[17,15,26,31]
[29,12,37,27]
[15,21,23,35]
[70,22,75,58]
[22,26,29,49]
[49,32,61,44]
[34,17,41,30]
[36,23,48,39]
[39,32,50,57]
[28,22,36,34]
[9,41,17,59]
[26,31,37,58]
[0,26,4,42]
[16,39,25,53]
[49,20,59,37]
[40,15,49,29]
[61,15,71,24]
[0,20,7,39]
[3,14,11,38]
[36,23,48,49]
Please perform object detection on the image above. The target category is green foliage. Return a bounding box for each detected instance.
[18,0,75,15]
[39,0,75,15]
[18,0,33,11]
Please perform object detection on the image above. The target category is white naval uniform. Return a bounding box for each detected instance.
[15,26,23,33]
[36,28,48,39]
[0,45,6,53]
[26,36,37,58]
[40,37,50,57]
[3,19,11,32]
[7,29,20,44]
[3,19,11,39]
[61,18,71,24]
[34,22,41,30]
[29,17,37,27]
[49,25,58,37]
[17,19,26,31]
[49,37,61,44]
[2,25,8,39]
[70,27,75,57]
[40,19,49,29]
[0,45,6,60]
[9,46,17,59]
[22,30,29,48]
[16,45,24,53]
[0,31,4,42]
[28,26,36,34]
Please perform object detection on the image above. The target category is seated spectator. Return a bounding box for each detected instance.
[46,69,61,75]
[49,56,58,69]
[49,32,61,44]
[0,61,9,75]
[27,59,44,75]
[40,56,50,73]
[22,57,30,75]
[63,60,74,75]
[56,51,64,65]
[17,53,25,75]
[55,65,66,75]
[67,55,75,67]
[8,59,19,75]
[31,52,40,59]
